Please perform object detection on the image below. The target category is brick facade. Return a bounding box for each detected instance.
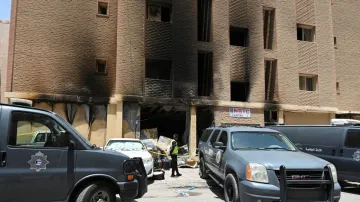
[4,0,360,129]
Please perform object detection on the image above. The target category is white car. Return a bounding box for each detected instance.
[104,138,154,178]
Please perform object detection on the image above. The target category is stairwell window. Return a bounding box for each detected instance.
[297,24,315,42]
[299,74,317,91]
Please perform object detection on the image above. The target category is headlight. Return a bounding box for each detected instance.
[143,157,153,164]
[246,163,269,183]
[328,164,338,183]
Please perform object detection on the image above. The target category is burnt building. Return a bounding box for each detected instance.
[3,0,360,154]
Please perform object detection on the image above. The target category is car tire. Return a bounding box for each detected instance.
[224,173,240,202]
[199,157,209,179]
[76,182,116,202]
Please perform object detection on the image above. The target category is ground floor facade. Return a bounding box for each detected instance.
[3,92,340,159]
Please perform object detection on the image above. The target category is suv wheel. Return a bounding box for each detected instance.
[199,157,209,179]
[76,182,116,202]
[224,173,240,202]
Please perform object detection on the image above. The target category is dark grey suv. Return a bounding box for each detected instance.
[198,126,341,202]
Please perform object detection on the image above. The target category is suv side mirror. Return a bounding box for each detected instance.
[213,142,226,150]
[69,140,76,150]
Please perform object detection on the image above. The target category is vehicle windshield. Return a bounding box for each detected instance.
[231,131,297,151]
[106,140,146,151]
[55,114,93,148]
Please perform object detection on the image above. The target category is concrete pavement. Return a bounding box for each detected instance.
[118,168,360,202]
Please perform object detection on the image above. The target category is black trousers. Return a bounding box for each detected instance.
[171,154,179,175]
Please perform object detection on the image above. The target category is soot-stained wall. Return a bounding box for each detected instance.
[11,0,117,97]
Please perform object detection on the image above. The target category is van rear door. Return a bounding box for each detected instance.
[338,128,360,182]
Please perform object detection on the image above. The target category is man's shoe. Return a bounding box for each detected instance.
[176,173,182,177]
[171,174,176,177]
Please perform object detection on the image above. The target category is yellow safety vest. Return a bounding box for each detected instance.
[171,140,179,155]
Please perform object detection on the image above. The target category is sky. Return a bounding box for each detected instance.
[0,0,11,20]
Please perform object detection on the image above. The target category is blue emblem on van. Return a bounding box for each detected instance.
[353,150,360,161]
[28,151,49,172]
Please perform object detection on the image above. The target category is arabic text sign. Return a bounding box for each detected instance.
[229,108,251,118]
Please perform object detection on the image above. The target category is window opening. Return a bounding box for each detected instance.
[145,59,172,80]
[97,1,109,16]
[198,0,212,42]
[297,24,315,42]
[263,8,275,49]
[231,82,249,102]
[230,27,249,47]
[299,75,317,91]
[265,60,277,101]
[198,52,213,96]
[147,4,172,23]
[96,59,107,74]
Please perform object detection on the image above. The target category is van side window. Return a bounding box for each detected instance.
[344,129,360,149]
[8,111,71,148]
[200,129,213,142]
[218,131,228,146]
[209,130,221,145]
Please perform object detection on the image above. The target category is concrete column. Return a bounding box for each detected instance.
[329,113,336,123]
[189,105,197,159]
[116,101,123,138]
[278,110,284,124]
[106,104,118,142]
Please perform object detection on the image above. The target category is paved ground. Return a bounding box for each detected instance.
[118,168,360,202]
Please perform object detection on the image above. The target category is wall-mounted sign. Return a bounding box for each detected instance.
[229,108,251,118]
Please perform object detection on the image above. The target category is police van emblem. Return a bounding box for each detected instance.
[28,151,49,172]
[353,150,360,161]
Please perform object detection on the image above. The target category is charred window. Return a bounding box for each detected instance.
[264,110,278,123]
[147,3,172,23]
[265,60,277,101]
[230,27,249,47]
[198,52,213,96]
[97,1,109,16]
[198,0,212,42]
[297,24,315,42]
[146,59,172,80]
[231,82,249,102]
[263,8,275,49]
[96,59,107,74]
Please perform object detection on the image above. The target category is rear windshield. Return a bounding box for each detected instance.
[106,140,146,151]
[231,131,297,151]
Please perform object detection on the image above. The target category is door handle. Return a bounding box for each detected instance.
[332,149,336,156]
[340,149,344,156]
[0,151,6,167]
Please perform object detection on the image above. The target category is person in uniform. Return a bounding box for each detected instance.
[170,134,182,177]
